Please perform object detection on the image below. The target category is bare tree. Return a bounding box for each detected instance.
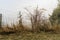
[18,11,24,31]
[24,6,46,32]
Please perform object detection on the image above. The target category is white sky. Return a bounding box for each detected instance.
[0,0,58,25]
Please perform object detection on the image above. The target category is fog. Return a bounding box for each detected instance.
[0,0,58,25]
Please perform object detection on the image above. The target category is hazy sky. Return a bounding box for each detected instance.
[0,0,58,25]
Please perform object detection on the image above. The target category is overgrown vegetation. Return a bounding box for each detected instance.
[0,4,60,40]
[1,5,60,33]
[0,1,60,40]
[49,0,60,33]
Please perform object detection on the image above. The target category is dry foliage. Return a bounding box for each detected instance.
[24,7,46,32]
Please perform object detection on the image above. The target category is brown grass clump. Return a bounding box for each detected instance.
[1,24,24,33]
[51,24,60,33]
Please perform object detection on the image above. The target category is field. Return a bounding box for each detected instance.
[0,31,60,40]
[0,24,60,40]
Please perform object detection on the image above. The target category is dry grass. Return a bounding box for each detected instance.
[51,24,60,33]
[1,23,60,33]
[0,31,60,40]
[1,24,24,32]
[0,23,60,40]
